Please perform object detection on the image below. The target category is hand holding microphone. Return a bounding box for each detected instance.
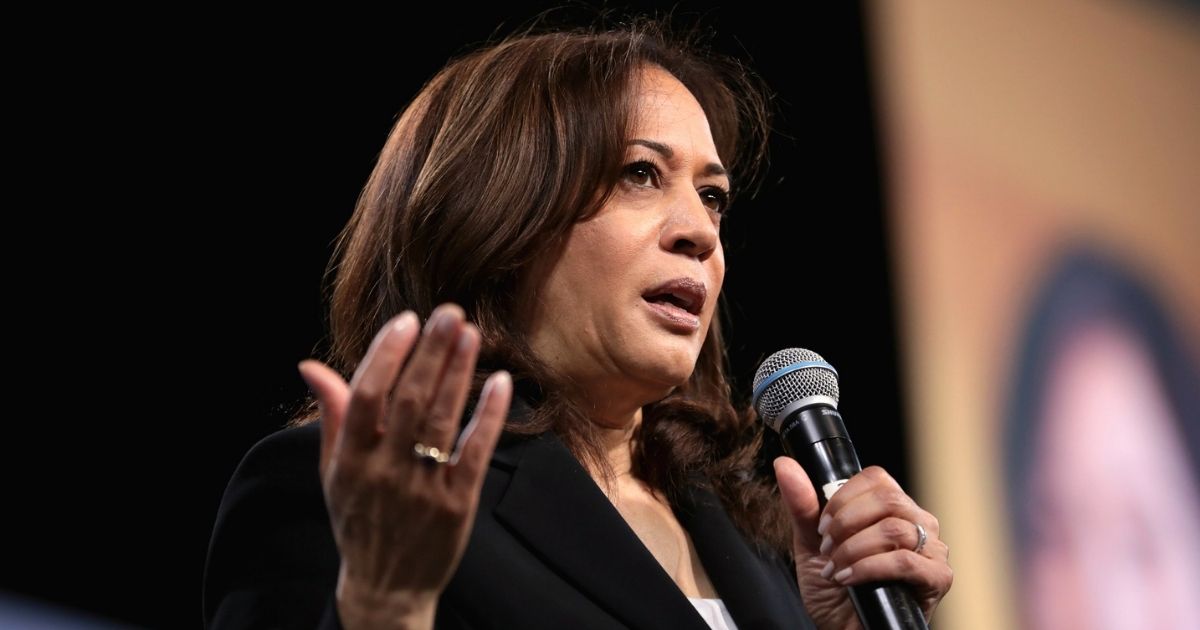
[754,349,952,630]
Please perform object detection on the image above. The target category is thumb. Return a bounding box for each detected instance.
[774,456,822,561]
[297,359,351,479]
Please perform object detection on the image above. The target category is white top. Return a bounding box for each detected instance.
[688,597,739,630]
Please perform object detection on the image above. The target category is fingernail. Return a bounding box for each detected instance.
[425,305,463,335]
[393,311,416,333]
[833,567,853,583]
[818,513,832,536]
[449,371,508,465]
[477,371,498,405]
[820,534,832,556]
[297,361,316,389]
[423,307,446,334]
[451,414,478,466]
[296,363,324,418]
[820,560,834,580]
[457,326,478,353]
[437,311,460,334]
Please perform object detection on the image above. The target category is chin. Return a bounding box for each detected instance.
[627,347,700,395]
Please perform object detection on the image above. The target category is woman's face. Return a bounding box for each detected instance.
[524,64,728,416]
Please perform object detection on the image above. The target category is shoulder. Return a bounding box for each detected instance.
[210,419,325,520]
[203,421,340,629]
[208,421,329,545]
[220,421,323,500]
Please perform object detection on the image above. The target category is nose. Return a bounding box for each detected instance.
[660,191,720,261]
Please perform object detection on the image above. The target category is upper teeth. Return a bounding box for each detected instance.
[664,293,691,311]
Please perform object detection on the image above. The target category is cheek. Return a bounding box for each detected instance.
[572,219,630,267]
[700,263,725,331]
[548,230,635,313]
[704,247,726,306]
[569,226,647,298]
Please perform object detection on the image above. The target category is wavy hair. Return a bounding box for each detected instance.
[290,14,789,553]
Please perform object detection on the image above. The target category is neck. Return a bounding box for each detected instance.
[601,408,641,478]
[583,402,643,485]
[568,380,674,492]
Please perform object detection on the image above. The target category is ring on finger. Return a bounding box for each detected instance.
[413,441,450,465]
[912,521,928,554]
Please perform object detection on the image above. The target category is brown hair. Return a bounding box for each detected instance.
[291,13,789,553]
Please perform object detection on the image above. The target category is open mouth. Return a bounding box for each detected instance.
[641,277,706,321]
[643,292,697,314]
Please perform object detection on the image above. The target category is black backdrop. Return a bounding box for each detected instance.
[4,2,909,628]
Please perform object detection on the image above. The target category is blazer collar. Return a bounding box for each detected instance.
[672,479,804,629]
[489,397,798,629]
[492,430,708,628]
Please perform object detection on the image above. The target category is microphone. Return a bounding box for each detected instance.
[752,348,928,630]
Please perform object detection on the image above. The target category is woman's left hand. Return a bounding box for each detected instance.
[774,457,953,630]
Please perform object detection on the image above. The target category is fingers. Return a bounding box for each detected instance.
[304,303,483,481]
[385,304,467,456]
[773,457,822,555]
[821,473,936,545]
[411,321,480,455]
[826,517,949,571]
[826,547,954,595]
[340,303,498,475]
[810,465,952,605]
[298,359,353,476]
[343,312,421,452]
[313,303,513,602]
[449,371,512,490]
[818,465,899,535]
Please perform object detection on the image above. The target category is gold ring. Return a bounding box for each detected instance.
[413,441,450,465]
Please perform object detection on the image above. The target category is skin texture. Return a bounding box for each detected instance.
[776,459,953,628]
[523,65,953,628]
[298,306,513,629]
[520,66,734,597]
[522,65,729,431]
[297,64,952,629]
[520,64,732,600]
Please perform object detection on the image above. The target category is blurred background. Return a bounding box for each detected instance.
[871,3,1199,628]
[5,1,1196,628]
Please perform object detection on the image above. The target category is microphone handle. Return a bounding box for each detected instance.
[778,406,929,630]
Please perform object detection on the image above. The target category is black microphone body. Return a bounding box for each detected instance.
[778,405,928,630]
[753,349,928,630]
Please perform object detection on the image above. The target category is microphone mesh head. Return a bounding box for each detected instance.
[752,348,840,425]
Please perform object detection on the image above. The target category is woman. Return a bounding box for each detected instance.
[203,16,952,630]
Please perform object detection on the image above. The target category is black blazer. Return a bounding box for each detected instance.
[203,400,815,629]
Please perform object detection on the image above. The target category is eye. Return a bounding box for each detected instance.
[622,160,661,189]
[700,186,730,215]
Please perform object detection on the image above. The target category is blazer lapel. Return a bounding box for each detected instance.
[491,424,709,629]
[673,480,814,630]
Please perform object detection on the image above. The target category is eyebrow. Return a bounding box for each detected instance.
[629,139,728,179]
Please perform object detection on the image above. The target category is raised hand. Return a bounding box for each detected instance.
[297,303,512,629]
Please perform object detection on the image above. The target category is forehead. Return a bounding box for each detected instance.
[631,65,716,144]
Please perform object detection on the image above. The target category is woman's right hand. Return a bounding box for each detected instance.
[296,303,512,629]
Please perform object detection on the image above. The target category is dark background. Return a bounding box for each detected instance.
[5,2,909,628]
